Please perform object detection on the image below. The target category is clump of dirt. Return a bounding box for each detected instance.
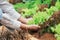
[39,33,56,40]
[29,31,56,40]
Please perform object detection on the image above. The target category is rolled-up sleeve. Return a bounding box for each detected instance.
[0,1,21,20]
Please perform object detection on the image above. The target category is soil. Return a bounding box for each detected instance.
[39,33,56,40]
[32,33,56,40]
[0,26,56,40]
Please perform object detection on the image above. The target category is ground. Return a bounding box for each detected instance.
[0,26,56,40]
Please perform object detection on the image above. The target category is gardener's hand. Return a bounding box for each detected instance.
[20,23,40,31]
[18,16,32,24]
[28,25,40,31]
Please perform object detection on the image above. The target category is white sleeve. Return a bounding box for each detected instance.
[0,13,21,30]
[0,1,21,20]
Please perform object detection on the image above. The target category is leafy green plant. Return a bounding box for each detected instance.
[45,6,58,15]
[21,6,38,17]
[51,24,60,34]
[55,34,60,40]
[51,24,60,40]
[55,1,60,10]
[28,5,59,25]
[42,0,51,5]
[28,11,50,24]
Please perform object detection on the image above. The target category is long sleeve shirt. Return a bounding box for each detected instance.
[0,0,21,30]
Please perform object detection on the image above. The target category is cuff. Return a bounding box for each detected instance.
[11,20,21,30]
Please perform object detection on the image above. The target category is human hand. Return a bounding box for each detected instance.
[20,23,40,31]
[18,16,32,24]
[28,25,40,31]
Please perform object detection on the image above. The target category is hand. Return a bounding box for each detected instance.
[28,25,40,31]
[21,18,32,24]
[18,16,32,24]
[20,23,40,31]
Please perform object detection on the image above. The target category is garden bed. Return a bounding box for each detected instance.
[0,26,56,40]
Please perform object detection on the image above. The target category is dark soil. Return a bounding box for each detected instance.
[39,33,56,40]
[29,32,56,40]
[0,26,56,40]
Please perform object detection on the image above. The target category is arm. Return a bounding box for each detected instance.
[0,13,40,30]
[0,0,40,30]
[0,0,28,24]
